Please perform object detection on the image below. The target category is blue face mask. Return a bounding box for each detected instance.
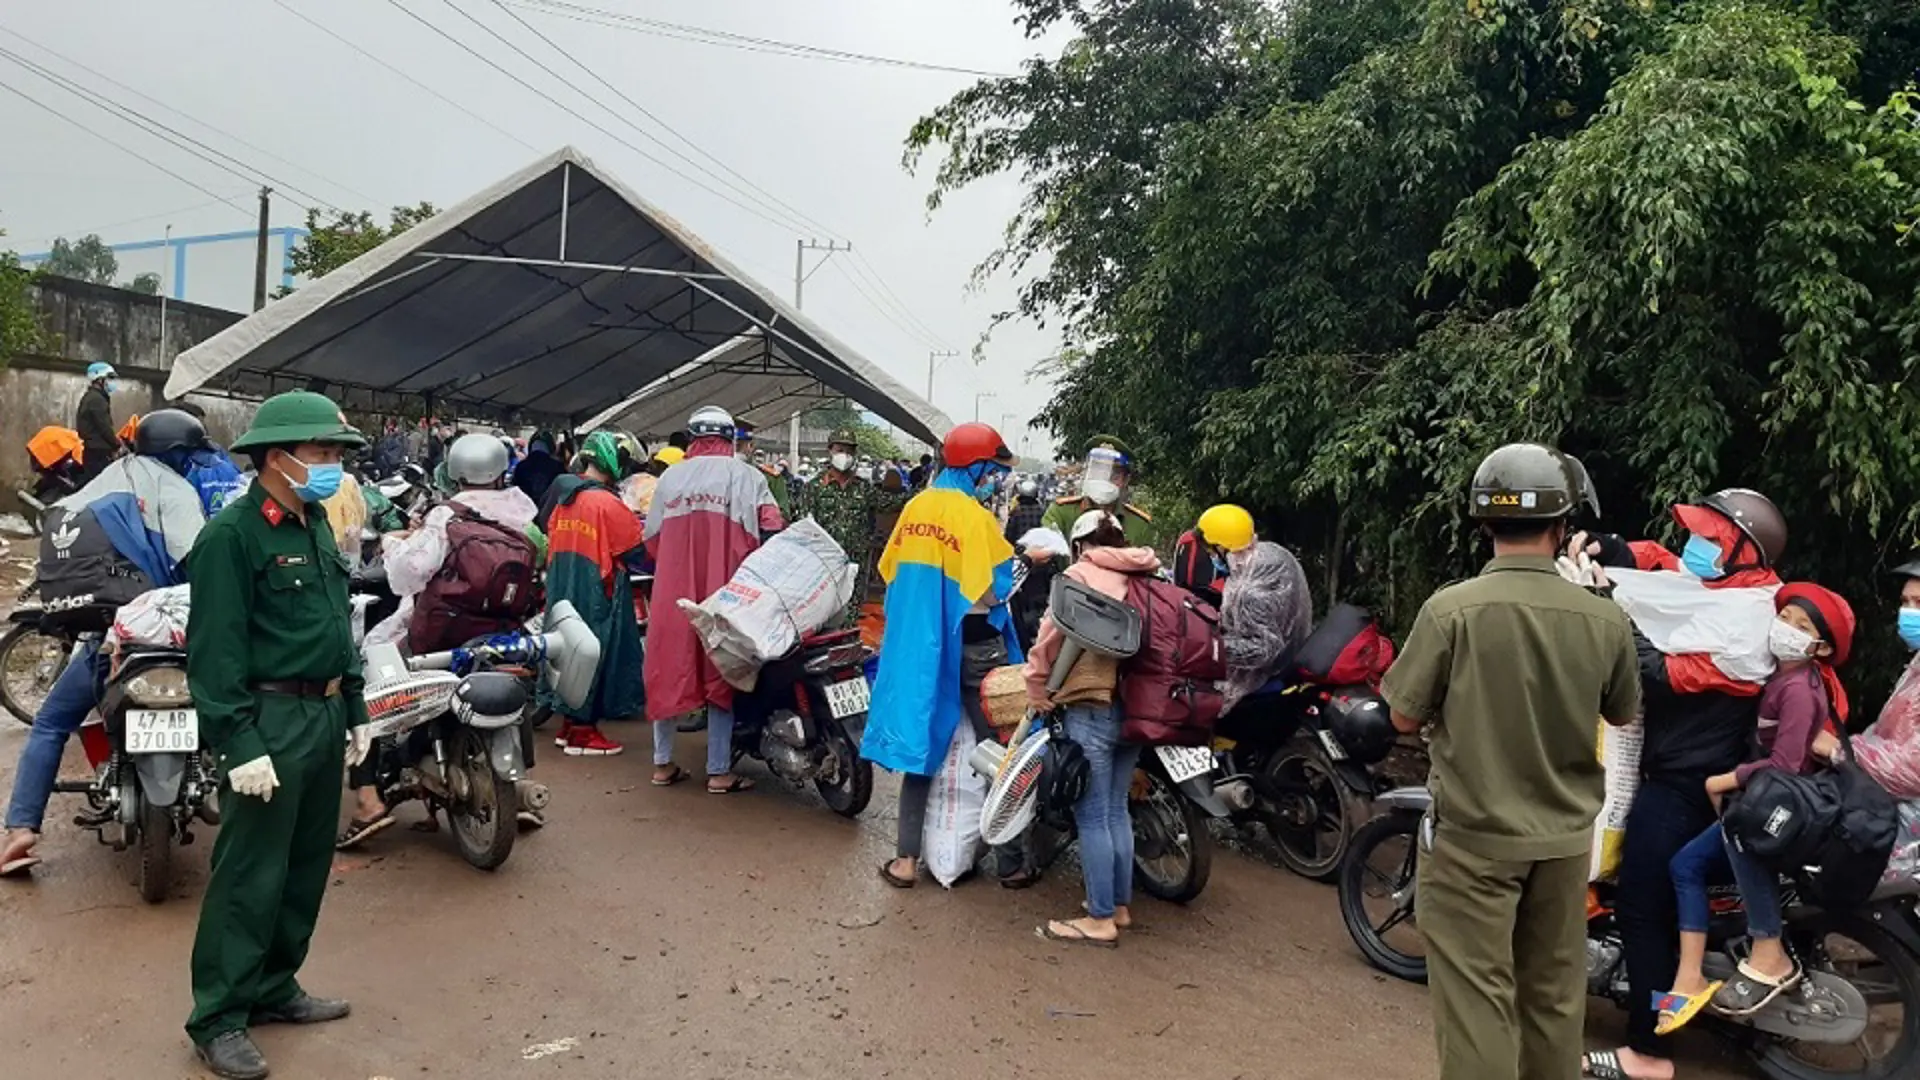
[1212,554,1229,577]
[971,465,1006,502]
[1680,534,1725,580]
[280,454,343,504]
[1899,608,1920,652]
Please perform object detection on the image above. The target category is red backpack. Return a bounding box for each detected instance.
[408,506,542,653]
[1118,575,1227,747]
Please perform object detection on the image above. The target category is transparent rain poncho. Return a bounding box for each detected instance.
[1220,541,1313,711]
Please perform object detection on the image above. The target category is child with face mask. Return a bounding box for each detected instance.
[1653,582,1855,1035]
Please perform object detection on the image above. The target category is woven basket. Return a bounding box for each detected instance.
[980,664,1029,730]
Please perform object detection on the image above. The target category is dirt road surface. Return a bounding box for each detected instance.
[0,717,1752,1080]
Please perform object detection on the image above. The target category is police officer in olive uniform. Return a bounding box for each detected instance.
[183,391,369,1080]
[1039,435,1152,546]
[1380,443,1641,1080]
[793,428,905,628]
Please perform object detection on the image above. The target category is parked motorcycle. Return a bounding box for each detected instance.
[731,627,874,818]
[1339,787,1920,1080]
[355,600,599,871]
[1,585,73,725]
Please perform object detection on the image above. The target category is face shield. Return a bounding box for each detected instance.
[1080,446,1128,507]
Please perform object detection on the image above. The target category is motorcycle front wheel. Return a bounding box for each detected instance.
[1263,735,1370,882]
[448,728,518,871]
[136,797,173,904]
[1338,810,1427,983]
[1131,768,1212,904]
[811,714,873,818]
[0,622,66,726]
[1750,908,1920,1080]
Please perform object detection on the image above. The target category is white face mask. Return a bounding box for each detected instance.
[829,451,854,473]
[1767,617,1818,662]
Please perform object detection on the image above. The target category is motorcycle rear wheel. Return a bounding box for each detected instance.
[811,714,872,818]
[1750,909,1920,1080]
[1263,735,1369,882]
[1338,810,1427,983]
[0,622,65,726]
[136,797,173,905]
[1132,769,1213,904]
[448,728,518,872]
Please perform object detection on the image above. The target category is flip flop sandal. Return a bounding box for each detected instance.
[1037,921,1119,949]
[650,765,692,787]
[1580,1050,1632,1080]
[334,814,395,850]
[1713,960,1803,1017]
[878,860,917,889]
[1652,983,1724,1036]
[706,775,755,795]
[0,853,41,878]
[999,867,1042,890]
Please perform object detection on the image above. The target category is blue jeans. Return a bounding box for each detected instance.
[1063,703,1139,919]
[652,706,735,776]
[1671,821,1784,939]
[5,640,106,832]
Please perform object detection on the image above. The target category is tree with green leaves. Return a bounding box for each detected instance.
[40,233,118,285]
[126,271,160,295]
[278,203,437,295]
[0,226,43,370]
[913,0,1920,684]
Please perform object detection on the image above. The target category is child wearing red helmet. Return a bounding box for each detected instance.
[1654,582,1855,1034]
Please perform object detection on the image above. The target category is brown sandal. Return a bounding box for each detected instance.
[878,859,916,889]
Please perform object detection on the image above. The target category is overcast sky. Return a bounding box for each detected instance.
[0,0,1064,454]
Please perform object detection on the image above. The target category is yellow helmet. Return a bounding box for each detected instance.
[1196,503,1256,552]
[652,446,686,467]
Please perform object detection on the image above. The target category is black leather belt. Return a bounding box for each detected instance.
[254,678,342,699]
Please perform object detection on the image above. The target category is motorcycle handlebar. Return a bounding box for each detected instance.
[409,632,559,673]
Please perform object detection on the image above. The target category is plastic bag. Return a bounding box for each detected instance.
[1607,568,1778,685]
[1016,526,1068,560]
[1855,653,1920,800]
[1220,541,1312,711]
[923,719,986,888]
[109,585,191,650]
[677,517,856,690]
[1590,718,1644,881]
[1880,801,1920,894]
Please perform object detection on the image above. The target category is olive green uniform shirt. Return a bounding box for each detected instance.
[1381,555,1640,862]
[1040,497,1153,546]
[185,481,368,771]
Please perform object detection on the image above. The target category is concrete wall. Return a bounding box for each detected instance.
[1,276,250,509]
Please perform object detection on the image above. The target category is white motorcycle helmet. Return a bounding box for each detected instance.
[688,404,735,441]
[446,432,510,487]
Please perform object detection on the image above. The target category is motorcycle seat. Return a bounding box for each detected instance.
[802,628,861,649]
[456,672,526,719]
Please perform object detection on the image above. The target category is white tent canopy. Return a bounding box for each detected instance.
[165,147,953,444]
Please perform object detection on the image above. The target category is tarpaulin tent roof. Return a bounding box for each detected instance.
[164,146,953,444]
[575,332,829,437]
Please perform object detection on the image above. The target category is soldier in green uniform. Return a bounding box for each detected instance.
[793,428,906,627]
[735,420,792,519]
[1040,435,1152,547]
[1380,442,1640,1080]
[183,391,369,1080]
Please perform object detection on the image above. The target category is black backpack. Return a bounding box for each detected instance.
[1724,718,1898,911]
[36,502,155,610]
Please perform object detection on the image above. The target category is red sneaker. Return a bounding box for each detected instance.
[563,727,623,757]
[553,721,573,748]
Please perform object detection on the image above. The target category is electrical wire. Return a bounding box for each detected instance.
[843,251,953,349]
[14,193,249,249]
[505,0,1014,79]
[829,258,950,353]
[484,0,841,242]
[0,20,378,208]
[0,75,249,215]
[0,44,325,212]
[269,0,539,154]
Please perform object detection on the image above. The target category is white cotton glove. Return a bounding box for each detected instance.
[1555,550,1611,590]
[226,755,281,803]
[344,725,374,768]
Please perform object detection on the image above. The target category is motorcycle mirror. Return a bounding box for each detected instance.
[542,600,602,711]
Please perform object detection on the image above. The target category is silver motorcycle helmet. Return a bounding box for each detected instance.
[446,432,509,487]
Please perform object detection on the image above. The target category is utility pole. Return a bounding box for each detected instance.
[926,349,958,401]
[793,238,851,309]
[159,224,173,363]
[974,392,995,423]
[252,186,272,311]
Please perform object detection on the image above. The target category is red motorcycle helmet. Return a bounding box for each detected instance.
[942,422,1015,469]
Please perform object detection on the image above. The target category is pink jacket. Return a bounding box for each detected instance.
[1023,546,1161,702]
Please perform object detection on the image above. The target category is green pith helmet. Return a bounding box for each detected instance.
[230,390,366,451]
[827,428,858,449]
[1469,442,1586,520]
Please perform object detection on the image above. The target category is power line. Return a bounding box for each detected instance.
[829,258,949,353]
[0,75,249,215]
[15,193,249,248]
[0,20,378,207]
[506,0,1015,79]
[842,250,952,349]
[0,44,325,211]
[268,0,539,154]
[484,0,842,242]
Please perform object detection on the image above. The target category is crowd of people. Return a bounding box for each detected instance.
[8,371,1920,1080]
